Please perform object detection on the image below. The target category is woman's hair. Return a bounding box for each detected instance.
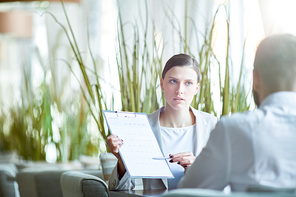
[162,53,201,83]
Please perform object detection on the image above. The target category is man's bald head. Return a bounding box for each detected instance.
[254,34,296,93]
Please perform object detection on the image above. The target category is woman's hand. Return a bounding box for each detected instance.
[106,134,126,179]
[106,134,123,158]
[169,151,196,171]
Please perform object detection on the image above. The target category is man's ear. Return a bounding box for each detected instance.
[160,78,164,91]
[253,69,260,91]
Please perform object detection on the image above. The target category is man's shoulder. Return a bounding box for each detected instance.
[219,109,263,128]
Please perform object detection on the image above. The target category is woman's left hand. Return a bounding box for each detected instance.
[169,151,196,171]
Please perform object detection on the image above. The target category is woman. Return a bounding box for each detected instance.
[107,53,217,190]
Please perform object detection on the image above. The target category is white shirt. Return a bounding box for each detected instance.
[161,124,196,189]
[178,91,296,192]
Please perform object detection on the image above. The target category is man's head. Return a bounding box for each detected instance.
[253,34,296,106]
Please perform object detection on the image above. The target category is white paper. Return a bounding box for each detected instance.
[103,111,174,178]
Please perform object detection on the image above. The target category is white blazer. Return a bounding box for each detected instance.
[108,106,218,190]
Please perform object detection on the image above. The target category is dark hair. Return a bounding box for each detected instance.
[162,54,201,83]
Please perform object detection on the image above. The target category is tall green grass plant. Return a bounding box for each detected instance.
[0,1,253,159]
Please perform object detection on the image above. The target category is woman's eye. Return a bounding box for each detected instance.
[186,81,193,86]
[170,80,177,84]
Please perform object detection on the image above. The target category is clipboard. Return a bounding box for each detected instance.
[103,110,174,179]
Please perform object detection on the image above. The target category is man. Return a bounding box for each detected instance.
[177,34,296,192]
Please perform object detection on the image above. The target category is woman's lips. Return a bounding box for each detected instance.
[173,97,184,102]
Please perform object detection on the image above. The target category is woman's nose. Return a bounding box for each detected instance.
[176,84,184,94]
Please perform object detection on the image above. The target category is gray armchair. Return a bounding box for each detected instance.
[16,169,65,197]
[0,163,19,197]
[60,171,108,197]
[16,169,105,197]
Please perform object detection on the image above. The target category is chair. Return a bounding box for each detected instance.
[60,171,108,197]
[16,169,65,197]
[162,188,230,197]
[162,188,296,197]
[0,163,19,197]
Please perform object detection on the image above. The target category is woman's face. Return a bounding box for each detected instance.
[161,66,199,111]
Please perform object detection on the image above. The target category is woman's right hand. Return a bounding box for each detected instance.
[106,134,126,179]
[106,134,124,159]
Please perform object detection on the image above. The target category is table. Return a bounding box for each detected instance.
[109,189,169,197]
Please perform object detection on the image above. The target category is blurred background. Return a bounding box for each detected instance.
[0,0,293,164]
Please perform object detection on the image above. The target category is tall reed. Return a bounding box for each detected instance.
[48,1,112,151]
[166,3,251,116]
[116,0,163,114]
[0,1,253,159]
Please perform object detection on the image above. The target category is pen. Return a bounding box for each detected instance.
[152,157,171,160]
